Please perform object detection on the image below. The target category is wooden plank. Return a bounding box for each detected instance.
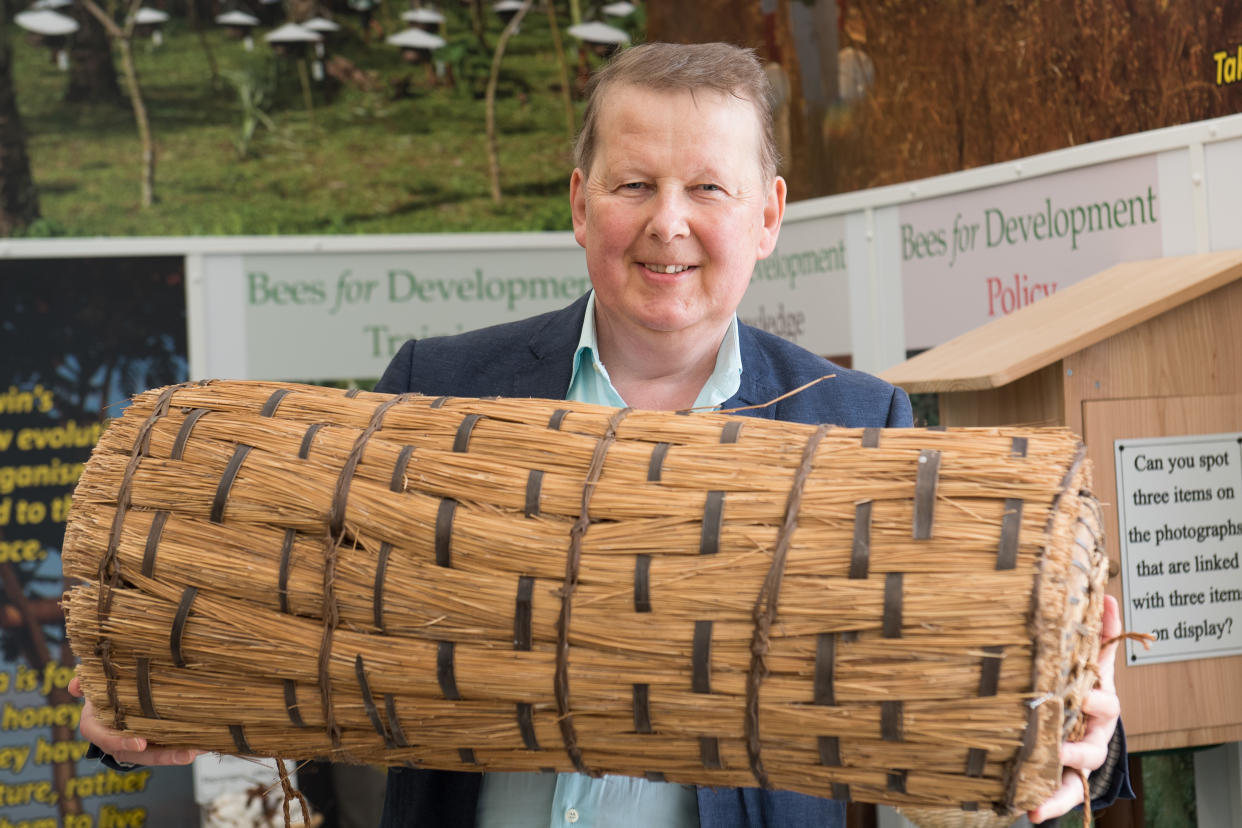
[1063,277,1242,435]
[881,250,1242,393]
[1130,723,1242,754]
[937,362,1064,427]
[1083,393,1242,748]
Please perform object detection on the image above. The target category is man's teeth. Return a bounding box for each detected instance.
[646,264,692,274]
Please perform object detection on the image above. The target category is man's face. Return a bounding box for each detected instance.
[570,84,786,347]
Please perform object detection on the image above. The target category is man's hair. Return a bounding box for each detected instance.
[573,42,780,183]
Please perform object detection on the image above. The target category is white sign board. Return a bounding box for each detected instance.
[899,154,1165,350]
[213,244,589,380]
[1114,432,1242,666]
[204,217,856,382]
[738,213,850,356]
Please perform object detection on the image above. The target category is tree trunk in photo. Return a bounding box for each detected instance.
[64,4,122,103]
[546,1,575,145]
[288,0,316,23]
[82,0,157,207]
[0,21,40,234]
[187,0,219,84]
[470,0,488,51]
[485,0,533,203]
[115,36,156,206]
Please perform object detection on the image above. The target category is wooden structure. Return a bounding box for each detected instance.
[881,249,1242,753]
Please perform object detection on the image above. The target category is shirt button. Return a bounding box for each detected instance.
[565,807,580,823]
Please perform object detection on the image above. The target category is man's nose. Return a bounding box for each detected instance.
[645,188,690,243]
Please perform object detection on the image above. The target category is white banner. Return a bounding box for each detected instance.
[738,213,850,356]
[204,215,854,381]
[1114,432,1242,666]
[899,154,1165,349]
[225,245,589,381]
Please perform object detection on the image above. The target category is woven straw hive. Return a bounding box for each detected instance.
[64,380,1108,817]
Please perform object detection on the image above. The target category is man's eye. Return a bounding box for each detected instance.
[699,183,722,192]
[622,182,646,190]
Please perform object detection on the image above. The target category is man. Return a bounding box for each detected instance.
[78,41,1126,828]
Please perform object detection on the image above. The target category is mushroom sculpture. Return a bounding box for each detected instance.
[134,7,170,46]
[493,0,523,31]
[302,16,341,79]
[216,9,260,50]
[567,20,629,58]
[266,23,323,122]
[264,20,322,58]
[602,1,636,17]
[14,9,79,70]
[400,7,444,34]
[385,26,445,85]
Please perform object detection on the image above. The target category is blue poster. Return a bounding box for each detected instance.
[1,258,197,828]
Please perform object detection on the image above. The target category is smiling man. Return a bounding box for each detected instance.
[76,41,1127,828]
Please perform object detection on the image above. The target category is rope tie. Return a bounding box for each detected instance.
[744,423,829,788]
[555,406,631,776]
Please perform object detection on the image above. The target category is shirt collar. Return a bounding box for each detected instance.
[567,291,743,410]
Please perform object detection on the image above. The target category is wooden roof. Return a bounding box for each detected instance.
[880,249,1242,393]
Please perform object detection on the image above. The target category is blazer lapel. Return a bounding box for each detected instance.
[510,293,591,400]
[721,323,779,420]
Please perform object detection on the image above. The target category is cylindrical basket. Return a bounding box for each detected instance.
[64,380,1107,816]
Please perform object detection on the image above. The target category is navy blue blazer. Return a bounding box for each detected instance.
[374,293,913,429]
[371,294,1128,827]
[373,294,906,828]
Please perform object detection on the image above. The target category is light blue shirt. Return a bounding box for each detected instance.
[564,291,743,411]
[476,292,743,828]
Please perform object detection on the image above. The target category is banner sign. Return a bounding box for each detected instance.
[739,213,850,357]
[236,245,590,381]
[1115,432,1242,666]
[212,218,853,382]
[898,154,1165,349]
[0,259,197,828]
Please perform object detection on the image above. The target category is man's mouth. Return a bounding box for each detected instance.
[644,264,694,274]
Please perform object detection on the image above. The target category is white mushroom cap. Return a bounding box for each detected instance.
[385,26,446,49]
[602,1,636,16]
[134,7,170,24]
[215,10,260,26]
[264,22,323,42]
[401,8,445,24]
[303,16,341,32]
[493,0,524,12]
[31,0,73,10]
[15,9,79,35]
[567,21,629,45]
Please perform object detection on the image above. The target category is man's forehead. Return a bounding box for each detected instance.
[597,82,759,120]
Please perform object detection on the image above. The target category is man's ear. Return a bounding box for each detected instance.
[756,175,787,260]
[570,168,588,249]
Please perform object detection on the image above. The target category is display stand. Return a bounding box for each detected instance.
[881,249,1242,825]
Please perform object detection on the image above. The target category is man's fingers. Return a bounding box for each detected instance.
[1097,595,1121,692]
[68,675,82,697]
[113,747,200,766]
[1081,687,1121,721]
[1027,768,1085,823]
[1060,737,1109,772]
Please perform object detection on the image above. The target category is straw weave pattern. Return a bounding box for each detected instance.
[63,380,1108,816]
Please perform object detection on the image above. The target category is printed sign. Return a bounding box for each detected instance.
[0,258,197,828]
[899,154,1165,349]
[220,217,853,382]
[1114,433,1242,665]
[739,213,850,357]
[236,246,590,381]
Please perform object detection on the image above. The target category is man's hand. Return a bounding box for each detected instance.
[69,675,201,766]
[1027,594,1123,823]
